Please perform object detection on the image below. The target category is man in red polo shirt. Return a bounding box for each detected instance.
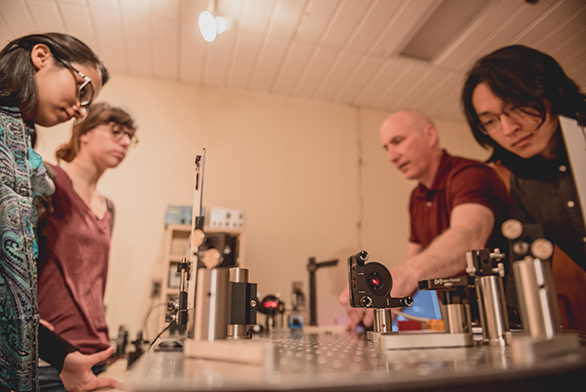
[341,109,509,330]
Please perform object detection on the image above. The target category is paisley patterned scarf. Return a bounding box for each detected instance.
[0,107,54,391]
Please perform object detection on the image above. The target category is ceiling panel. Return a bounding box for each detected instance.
[272,41,314,95]
[180,22,207,84]
[27,1,63,32]
[93,8,127,74]
[294,0,338,44]
[180,0,207,23]
[320,0,371,49]
[215,0,245,21]
[248,36,290,92]
[538,4,586,54]
[345,0,402,54]
[293,45,338,98]
[55,0,84,5]
[427,79,465,121]
[240,0,276,33]
[509,0,584,47]
[353,57,410,108]
[226,31,264,90]
[204,29,235,86]
[2,0,35,37]
[267,0,306,39]
[334,55,385,105]
[434,0,522,69]
[117,0,147,15]
[396,67,451,111]
[416,71,465,114]
[88,0,117,10]
[378,61,433,111]
[369,0,438,57]
[124,15,153,77]
[0,16,12,47]
[58,4,98,53]
[482,0,558,54]
[313,50,363,102]
[0,0,584,123]
[153,0,179,19]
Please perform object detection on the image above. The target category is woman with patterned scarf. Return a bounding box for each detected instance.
[0,33,118,392]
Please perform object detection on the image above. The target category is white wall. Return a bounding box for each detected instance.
[35,73,491,341]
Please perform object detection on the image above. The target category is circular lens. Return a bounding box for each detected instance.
[367,272,383,290]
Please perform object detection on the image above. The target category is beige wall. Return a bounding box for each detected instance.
[35,74,490,341]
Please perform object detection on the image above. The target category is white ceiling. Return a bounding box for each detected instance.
[1,0,585,123]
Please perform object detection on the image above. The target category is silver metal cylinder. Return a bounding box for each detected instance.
[512,256,561,339]
[194,268,230,341]
[373,309,393,333]
[442,304,470,334]
[227,324,248,339]
[229,267,248,283]
[475,276,511,345]
[227,267,250,339]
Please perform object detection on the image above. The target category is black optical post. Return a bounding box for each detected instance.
[307,257,338,326]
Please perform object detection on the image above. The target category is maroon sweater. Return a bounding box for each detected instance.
[37,164,112,354]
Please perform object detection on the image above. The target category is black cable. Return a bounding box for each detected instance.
[142,302,168,341]
[148,322,174,351]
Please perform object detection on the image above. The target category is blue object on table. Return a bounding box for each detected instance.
[392,290,442,331]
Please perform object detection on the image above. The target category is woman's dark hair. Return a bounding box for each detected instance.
[0,32,109,115]
[461,45,586,167]
[56,102,138,163]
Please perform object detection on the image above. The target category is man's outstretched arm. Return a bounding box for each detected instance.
[390,202,495,297]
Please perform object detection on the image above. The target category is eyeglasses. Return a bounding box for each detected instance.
[105,122,139,147]
[478,106,533,135]
[478,106,541,135]
[57,58,94,122]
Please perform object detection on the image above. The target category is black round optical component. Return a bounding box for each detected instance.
[367,272,384,290]
[363,262,392,297]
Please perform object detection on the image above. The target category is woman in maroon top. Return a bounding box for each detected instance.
[36,102,138,392]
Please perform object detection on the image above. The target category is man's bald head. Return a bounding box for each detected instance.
[379,109,442,187]
[380,109,437,139]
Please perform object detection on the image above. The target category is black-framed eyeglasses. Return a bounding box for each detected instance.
[477,106,527,135]
[106,122,139,147]
[57,58,94,108]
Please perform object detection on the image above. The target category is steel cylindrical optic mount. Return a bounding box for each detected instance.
[419,276,474,334]
[466,249,511,345]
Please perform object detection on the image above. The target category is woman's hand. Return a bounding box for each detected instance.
[60,347,123,391]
